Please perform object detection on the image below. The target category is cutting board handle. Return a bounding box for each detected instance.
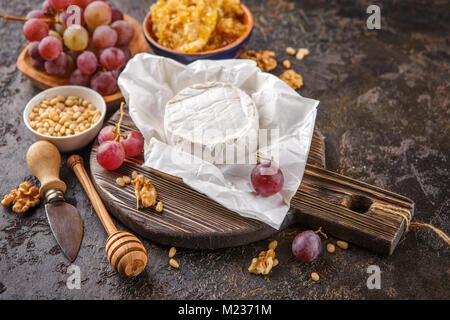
[26,141,67,198]
[290,164,415,255]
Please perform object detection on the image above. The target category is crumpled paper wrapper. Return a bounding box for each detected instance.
[118,53,319,229]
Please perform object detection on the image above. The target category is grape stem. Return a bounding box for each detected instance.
[314,227,328,239]
[114,102,126,141]
[0,13,55,23]
[255,152,274,164]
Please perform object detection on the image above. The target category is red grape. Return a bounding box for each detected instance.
[292,231,321,262]
[70,0,94,9]
[99,47,126,70]
[250,161,284,197]
[92,25,117,49]
[96,140,125,170]
[26,10,46,20]
[49,0,71,10]
[31,57,45,71]
[70,69,91,86]
[117,46,131,62]
[84,1,112,30]
[65,54,76,75]
[90,71,117,96]
[111,69,120,79]
[98,125,117,144]
[39,36,63,61]
[23,19,49,42]
[77,51,98,75]
[111,20,134,46]
[119,131,144,157]
[44,52,68,76]
[111,8,124,22]
[42,0,57,16]
[28,41,42,60]
[65,48,80,60]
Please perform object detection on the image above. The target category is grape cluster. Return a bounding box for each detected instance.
[24,0,134,96]
[96,104,144,170]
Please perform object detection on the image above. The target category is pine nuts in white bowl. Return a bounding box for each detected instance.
[23,86,106,152]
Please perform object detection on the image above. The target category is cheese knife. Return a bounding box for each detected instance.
[26,141,83,262]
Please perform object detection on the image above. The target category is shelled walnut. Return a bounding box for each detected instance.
[131,174,158,209]
[279,69,303,90]
[248,240,279,275]
[1,182,40,213]
[248,248,278,275]
[240,50,277,72]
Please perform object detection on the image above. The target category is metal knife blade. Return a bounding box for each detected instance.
[45,202,83,262]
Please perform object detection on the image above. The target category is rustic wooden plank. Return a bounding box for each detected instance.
[292,164,414,255]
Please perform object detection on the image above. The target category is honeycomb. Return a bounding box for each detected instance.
[150,0,247,53]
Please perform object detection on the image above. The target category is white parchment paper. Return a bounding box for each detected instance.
[118,53,319,229]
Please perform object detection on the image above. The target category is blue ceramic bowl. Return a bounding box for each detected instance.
[143,4,254,64]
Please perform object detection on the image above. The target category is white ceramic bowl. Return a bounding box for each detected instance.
[23,86,106,152]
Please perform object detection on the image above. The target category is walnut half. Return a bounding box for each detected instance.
[248,248,278,275]
[131,174,157,209]
[279,69,303,90]
[240,50,277,72]
[1,182,40,213]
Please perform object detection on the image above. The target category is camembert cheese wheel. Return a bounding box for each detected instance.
[164,82,259,164]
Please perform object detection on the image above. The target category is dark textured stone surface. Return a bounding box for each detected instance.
[0,0,448,300]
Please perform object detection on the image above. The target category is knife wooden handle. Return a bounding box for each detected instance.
[68,154,147,277]
[26,140,67,198]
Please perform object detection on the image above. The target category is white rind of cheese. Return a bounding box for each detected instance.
[164,81,259,164]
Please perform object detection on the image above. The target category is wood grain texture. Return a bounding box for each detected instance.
[16,15,149,110]
[27,140,67,197]
[69,154,147,276]
[89,108,414,255]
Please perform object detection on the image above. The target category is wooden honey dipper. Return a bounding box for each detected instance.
[68,155,147,277]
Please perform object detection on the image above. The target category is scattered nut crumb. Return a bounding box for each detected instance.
[311,272,320,281]
[240,50,277,72]
[123,176,131,184]
[286,47,296,55]
[326,243,336,253]
[268,240,278,250]
[116,177,125,187]
[169,247,176,258]
[1,182,40,213]
[131,171,138,179]
[296,48,310,60]
[169,258,179,269]
[155,201,164,212]
[337,240,349,249]
[282,59,291,69]
[279,69,303,90]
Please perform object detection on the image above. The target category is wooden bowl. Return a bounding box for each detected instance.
[16,15,149,110]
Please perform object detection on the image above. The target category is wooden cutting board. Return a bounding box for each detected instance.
[89,108,414,255]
